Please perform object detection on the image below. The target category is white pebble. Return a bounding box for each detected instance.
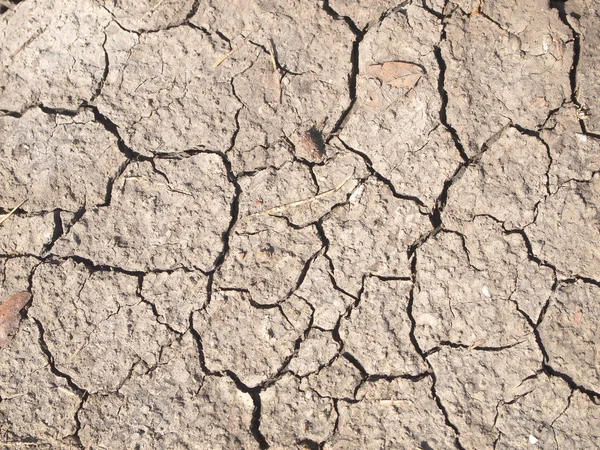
[349,184,365,205]
[529,434,538,445]
[481,286,491,298]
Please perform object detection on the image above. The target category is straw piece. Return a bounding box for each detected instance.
[251,173,353,217]
[0,199,27,227]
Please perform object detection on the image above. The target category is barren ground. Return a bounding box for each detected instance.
[1,0,600,448]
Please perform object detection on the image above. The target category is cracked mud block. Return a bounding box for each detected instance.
[0,0,110,112]
[328,0,398,30]
[216,215,321,305]
[323,179,431,296]
[340,5,464,208]
[312,142,370,183]
[0,320,80,447]
[567,0,600,134]
[539,280,600,393]
[279,295,313,332]
[261,374,336,447]
[0,256,39,294]
[460,218,554,323]
[292,254,355,330]
[230,138,293,177]
[414,218,551,352]
[100,0,195,32]
[142,269,208,333]
[97,23,240,156]
[0,213,55,256]
[239,161,317,222]
[56,210,80,241]
[510,260,555,326]
[449,0,479,13]
[55,154,234,272]
[79,333,258,449]
[429,339,543,449]
[553,391,600,448]
[30,260,172,393]
[193,290,310,387]
[444,126,550,230]
[307,355,363,400]
[541,106,600,193]
[308,145,370,214]
[327,377,457,449]
[0,108,125,211]
[494,374,571,450]
[479,0,570,54]
[339,277,427,376]
[239,147,367,226]
[526,174,600,280]
[287,329,339,377]
[373,127,463,210]
[2,0,599,446]
[193,1,353,165]
[443,2,572,153]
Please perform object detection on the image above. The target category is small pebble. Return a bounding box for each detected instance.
[481,286,491,298]
[529,434,538,445]
[349,184,365,205]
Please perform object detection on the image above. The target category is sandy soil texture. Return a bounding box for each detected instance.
[1,0,600,448]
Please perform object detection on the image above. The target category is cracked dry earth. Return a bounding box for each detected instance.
[1,0,600,449]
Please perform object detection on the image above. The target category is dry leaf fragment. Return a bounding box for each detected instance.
[267,39,283,104]
[367,61,425,89]
[294,128,325,163]
[0,291,31,348]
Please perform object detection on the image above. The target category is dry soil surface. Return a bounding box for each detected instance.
[1,0,600,449]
